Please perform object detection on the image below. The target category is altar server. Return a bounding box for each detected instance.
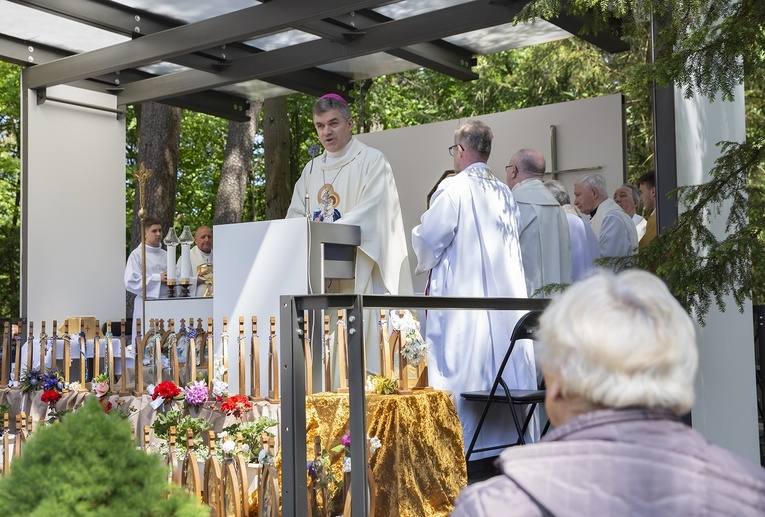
[412,120,535,459]
[286,93,413,375]
[124,217,170,338]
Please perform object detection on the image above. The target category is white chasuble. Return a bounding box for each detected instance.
[412,163,537,459]
[512,178,572,297]
[287,138,413,377]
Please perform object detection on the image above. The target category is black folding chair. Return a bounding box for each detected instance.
[461,310,549,462]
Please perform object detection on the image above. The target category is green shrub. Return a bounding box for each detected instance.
[0,398,208,517]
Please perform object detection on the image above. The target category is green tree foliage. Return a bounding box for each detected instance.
[175,110,227,230]
[0,61,20,318]
[0,398,208,516]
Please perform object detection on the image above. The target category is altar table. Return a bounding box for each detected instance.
[15,337,135,377]
[305,389,467,517]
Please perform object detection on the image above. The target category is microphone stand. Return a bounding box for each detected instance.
[305,145,320,294]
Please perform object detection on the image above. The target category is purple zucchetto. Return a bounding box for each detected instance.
[319,93,347,104]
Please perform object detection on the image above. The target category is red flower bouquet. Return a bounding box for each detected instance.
[220,394,252,420]
[151,381,182,402]
[41,389,62,406]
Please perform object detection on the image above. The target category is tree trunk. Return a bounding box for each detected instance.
[263,96,292,220]
[214,100,262,225]
[127,101,182,318]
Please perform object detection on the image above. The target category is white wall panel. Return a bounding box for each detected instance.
[22,85,126,326]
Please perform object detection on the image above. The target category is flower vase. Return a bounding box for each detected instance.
[246,463,262,498]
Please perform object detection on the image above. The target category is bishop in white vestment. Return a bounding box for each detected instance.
[412,121,535,459]
[286,94,412,377]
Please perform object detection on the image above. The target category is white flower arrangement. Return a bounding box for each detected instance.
[212,356,228,398]
[389,310,429,365]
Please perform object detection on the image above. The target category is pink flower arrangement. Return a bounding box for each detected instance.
[92,381,109,398]
[184,380,209,407]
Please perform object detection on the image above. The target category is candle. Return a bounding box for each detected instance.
[180,243,191,280]
[166,245,176,282]
[178,225,194,282]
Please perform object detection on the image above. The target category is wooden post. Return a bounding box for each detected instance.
[221,317,229,384]
[78,319,87,387]
[169,319,181,386]
[120,319,128,395]
[133,318,144,395]
[186,316,197,384]
[267,317,279,403]
[206,319,214,398]
[105,320,115,389]
[379,310,388,378]
[63,320,71,384]
[25,321,34,376]
[238,316,246,396]
[323,315,331,392]
[303,315,313,394]
[1,321,10,388]
[50,320,58,376]
[15,321,30,386]
[38,321,46,381]
[93,319,101,381]
[153,320,163,386]
[337,310,349,393]
[250,316,262,401]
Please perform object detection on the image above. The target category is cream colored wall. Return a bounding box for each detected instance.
[356,94,627,293]
[22,85,126,325]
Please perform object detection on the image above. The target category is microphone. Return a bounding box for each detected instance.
[305,144,321,218]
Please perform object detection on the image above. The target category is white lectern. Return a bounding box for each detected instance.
[214,219,360,395]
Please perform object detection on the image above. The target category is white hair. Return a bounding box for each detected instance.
[544,179,570,205]
[575,173,608,198]
[538,270,697,415]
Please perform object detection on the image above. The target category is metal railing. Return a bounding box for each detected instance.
[279,293,548,517]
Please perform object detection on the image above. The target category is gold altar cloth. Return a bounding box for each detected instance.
[305,389,467,517]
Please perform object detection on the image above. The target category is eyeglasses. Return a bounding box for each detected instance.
[505,164,517,174]
[448,144,462,157]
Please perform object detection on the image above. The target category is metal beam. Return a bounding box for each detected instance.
[0,34,250,121]
[545,11,629,54]
[22,0,394,89]
[300,9,478,81]
[117,0,528,105]
[12,0,355,99]
[387,41,477,81]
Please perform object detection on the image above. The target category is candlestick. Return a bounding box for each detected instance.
[164,227,179,298]
[178,225,194,297]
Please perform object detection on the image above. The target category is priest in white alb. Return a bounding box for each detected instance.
[176,225,213,297]
[505,148,572,297]
[286,93,413,376]
[412,120,535,460]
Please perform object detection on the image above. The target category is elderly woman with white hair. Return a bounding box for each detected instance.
[452,270,765,516]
